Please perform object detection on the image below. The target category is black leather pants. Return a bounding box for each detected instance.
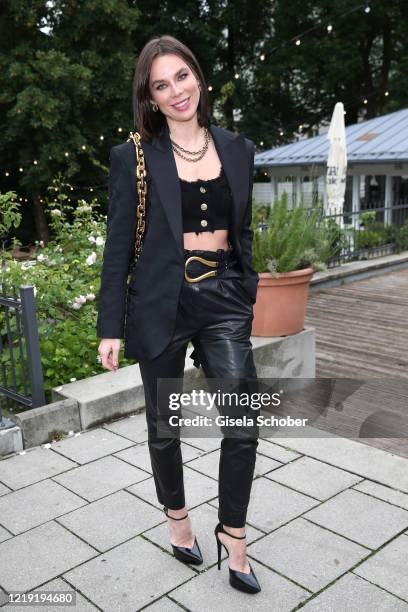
[138,246,259,528]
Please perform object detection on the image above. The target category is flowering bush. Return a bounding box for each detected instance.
[0,178,134,406]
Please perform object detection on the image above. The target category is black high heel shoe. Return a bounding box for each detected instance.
[214,522,261,594]
[163,507,203,565]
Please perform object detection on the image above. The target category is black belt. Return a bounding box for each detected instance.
[183,247,237,283]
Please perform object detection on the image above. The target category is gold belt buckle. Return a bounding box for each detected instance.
[184,256,218,283]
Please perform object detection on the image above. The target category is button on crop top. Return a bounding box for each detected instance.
[180,166,233,235]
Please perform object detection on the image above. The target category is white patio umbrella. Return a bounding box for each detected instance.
[326,101,347,228]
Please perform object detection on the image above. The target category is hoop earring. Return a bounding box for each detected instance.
[151,102,158,112]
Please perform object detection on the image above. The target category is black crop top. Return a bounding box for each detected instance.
[180,166,233,235]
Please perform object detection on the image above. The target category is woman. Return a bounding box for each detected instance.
[97,35,261,595]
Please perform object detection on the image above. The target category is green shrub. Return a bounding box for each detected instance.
[252,193,336,275]
[0,179,134,406]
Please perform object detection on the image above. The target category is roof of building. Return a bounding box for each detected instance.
[255,107,408,168]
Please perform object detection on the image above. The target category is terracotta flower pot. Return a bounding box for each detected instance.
[252,267,314,337]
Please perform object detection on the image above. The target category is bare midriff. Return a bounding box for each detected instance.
[183,229,229,251]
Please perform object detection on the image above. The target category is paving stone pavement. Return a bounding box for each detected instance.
[0,411,407,611]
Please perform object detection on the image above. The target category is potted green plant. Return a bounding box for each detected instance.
[251,193,334,336]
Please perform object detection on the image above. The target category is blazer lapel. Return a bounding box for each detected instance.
[141,122,249,258]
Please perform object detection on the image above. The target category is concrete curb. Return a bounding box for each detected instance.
[310,251,408,290]
[1,329,315,456]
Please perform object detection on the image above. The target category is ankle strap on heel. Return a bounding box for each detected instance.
[163,506,188,521]
[217,523,246,539]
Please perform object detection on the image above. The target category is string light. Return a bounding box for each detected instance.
[234,73,239,79]
[385,91,389,96]
[327,24,333,32]
[363,98,368,104]
[208,85,213,91]
[19,167,23,172]
[33,160,38,165]
[81,145,86,150]
[5,172,9,176]
[64,152,69,157]
[99,135,104,140]
[260,54,265,61]
[295,39,301,46]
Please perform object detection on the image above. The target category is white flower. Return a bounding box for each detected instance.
[88,235,96,243]
[39,240,44,247]
[76,295,87,304]
[37,254,46,262]
[72,302,81,310]
[95,236,104,246]
[86,252,97,266]
[51,209,62,216]
[86,293,95,300]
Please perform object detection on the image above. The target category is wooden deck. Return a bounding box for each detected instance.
[304,267,408,458]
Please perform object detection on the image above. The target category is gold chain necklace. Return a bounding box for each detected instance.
[170,127,210,162]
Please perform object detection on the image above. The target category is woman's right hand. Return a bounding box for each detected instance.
[98,339,121,372]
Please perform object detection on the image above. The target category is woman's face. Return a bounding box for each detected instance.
[149,53,201,122]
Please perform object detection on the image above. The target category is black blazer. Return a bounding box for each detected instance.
[96,121,259,361]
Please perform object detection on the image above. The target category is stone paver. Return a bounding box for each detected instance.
[246,477,319,532]
[256,438,301,463]
[300,572,408,611]
[0,482,11,496]
[0,521,96,592]
[1,404,408,610]
[0,479,86,534]
[353,479,408,511]
[265,456,362,500]
[0,525,12,544]
[353,535,408,602]
[170,558,310,611]
[53,455,149,501]
[248,517,369,591]
[2,577,98,611]
[63,536,195,612]
[144,596,184,610]
[305,488,408,548]
[57,490,164,552]
[268,435,408,493]
[0,446,75,490]
[103,411,149,443]
[49,427,134,464]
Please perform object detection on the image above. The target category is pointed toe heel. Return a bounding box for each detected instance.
[214,522,261,594]
[164,506,203,565]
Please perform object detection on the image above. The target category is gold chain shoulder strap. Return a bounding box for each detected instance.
[126,131,148,265]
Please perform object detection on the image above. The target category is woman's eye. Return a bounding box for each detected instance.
[157,73,188,90]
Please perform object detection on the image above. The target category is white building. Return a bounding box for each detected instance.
[254,107,408,227]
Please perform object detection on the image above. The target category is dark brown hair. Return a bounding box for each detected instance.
[133,35,211,141]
